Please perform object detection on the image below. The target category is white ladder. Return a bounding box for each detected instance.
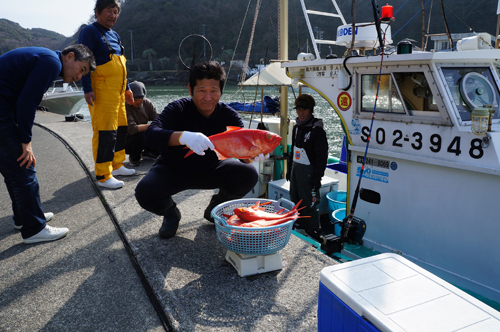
[299,0,347,59]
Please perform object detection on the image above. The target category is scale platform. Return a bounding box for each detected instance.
[225,250,283,277]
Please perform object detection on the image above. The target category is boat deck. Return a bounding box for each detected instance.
[0,111,338,331]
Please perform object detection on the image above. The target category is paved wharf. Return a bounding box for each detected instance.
[0,111,338,331]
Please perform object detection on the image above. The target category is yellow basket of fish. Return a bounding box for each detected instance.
[212,198,299,256]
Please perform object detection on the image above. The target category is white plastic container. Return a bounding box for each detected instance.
[267,176,339,215]
[318,253,500,331]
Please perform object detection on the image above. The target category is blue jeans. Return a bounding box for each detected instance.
[0,108,46,239]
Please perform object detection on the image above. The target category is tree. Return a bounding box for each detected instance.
[158,56,170,70]
[142,48,157,71]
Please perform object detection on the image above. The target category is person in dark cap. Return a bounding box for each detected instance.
[286,94,329,240]
[125,81,159,166]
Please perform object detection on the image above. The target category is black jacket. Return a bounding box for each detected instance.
[287,117,329,189]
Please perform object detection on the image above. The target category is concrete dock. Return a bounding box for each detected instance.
[0,111,338,331]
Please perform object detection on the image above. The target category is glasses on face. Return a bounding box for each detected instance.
[134,97,144,101]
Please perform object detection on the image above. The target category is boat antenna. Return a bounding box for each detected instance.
[370,0,384,52]
[342,24,390,239]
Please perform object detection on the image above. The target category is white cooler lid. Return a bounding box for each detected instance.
[320,253,500,332]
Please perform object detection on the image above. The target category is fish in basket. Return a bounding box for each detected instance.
[212,198,305,256]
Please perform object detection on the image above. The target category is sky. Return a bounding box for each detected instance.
[1,1,97,37]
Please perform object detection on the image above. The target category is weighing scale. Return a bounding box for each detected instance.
[225,250,283,277]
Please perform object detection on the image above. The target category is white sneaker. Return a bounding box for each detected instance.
[23,225,69,244]
[97,177,124,189]
[14,212,54,230]
[44,212,54,222]
[112,166,136,176]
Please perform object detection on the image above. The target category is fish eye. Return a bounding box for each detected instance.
[266,133,272,140]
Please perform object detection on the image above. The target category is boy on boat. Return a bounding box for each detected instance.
[135,61,267,239]
[0,45,96,244]
[125,81,159,166]
[287,94,329,240]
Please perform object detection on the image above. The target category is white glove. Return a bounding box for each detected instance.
[252,153,270,162]
[179,131,214,156]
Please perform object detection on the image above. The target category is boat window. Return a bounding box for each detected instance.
[361,74,405,113]
[441,67,500,121]
[393,72,438,115]
[355,66,450,125]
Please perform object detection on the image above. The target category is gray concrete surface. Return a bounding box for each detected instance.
[0,111,339,332]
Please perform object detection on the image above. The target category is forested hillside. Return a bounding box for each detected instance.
[1,0,498,73]
[0,19,68,53]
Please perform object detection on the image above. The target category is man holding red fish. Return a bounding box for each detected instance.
[135,61,273,239]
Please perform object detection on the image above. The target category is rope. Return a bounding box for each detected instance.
[391,0,431,39]
[442,2,494,48]
[241,0,263,83]
[225,0,254,95]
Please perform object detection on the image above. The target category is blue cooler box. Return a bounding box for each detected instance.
[318,253,500,332]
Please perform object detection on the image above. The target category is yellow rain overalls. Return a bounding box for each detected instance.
[88,42,128,182]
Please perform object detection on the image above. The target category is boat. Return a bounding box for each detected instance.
[38,79,85,115]
[268,0,500,307]
[228,95,280,114]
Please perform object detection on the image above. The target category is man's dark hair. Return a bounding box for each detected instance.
[94,0,121,17]
[189,61,226,94]
[62,44,97,72]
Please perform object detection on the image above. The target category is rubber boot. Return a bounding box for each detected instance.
[204,189,243,223]
[159,202,182,239]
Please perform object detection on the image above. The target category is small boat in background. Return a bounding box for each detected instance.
[38,79,84,115]
[228,95,280,114]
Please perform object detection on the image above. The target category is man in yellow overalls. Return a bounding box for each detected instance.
[78,0,135,189]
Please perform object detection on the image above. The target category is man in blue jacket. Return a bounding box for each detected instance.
[0,45,96,244]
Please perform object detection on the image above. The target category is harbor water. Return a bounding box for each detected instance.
[74,85,345,158]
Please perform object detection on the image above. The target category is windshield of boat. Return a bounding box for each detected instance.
[359,69,443,124]
[441,67,500,122]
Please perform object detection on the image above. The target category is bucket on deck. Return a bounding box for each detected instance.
[332,208,346,236]
[327,191,347,217]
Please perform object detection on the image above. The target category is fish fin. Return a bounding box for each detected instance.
[226,126,242,132]
[184,148,194,158]
[214,149,228,160]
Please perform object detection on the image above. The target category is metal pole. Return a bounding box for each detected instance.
[421,0,425,50]
[278,0,289,177]
[129,30,134,61]
[496,15,500,49]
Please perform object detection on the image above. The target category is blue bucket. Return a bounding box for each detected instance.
[332,208,346,236]
[327,191,347,217]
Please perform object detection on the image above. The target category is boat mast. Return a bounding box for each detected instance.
[278,0,289,176]
[439,0,453,50]
[421,0,425,50]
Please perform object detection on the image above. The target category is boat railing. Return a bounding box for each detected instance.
[299,0,347,59]
[47,79,82,94]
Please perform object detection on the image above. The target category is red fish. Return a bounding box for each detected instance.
[184,126,282,159]
[240,215,309,228]
[233,199,305,222]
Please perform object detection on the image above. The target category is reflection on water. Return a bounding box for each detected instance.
[76,85,344,157]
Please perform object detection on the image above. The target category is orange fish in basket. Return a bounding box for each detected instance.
[240,215,309,228]
[233,199,305,222]
[184,126,281,159]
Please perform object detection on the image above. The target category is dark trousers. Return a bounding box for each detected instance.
[135,159,258,215]
[0,108,46,238]
[289,163,320,232]
[125,132,158,161]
